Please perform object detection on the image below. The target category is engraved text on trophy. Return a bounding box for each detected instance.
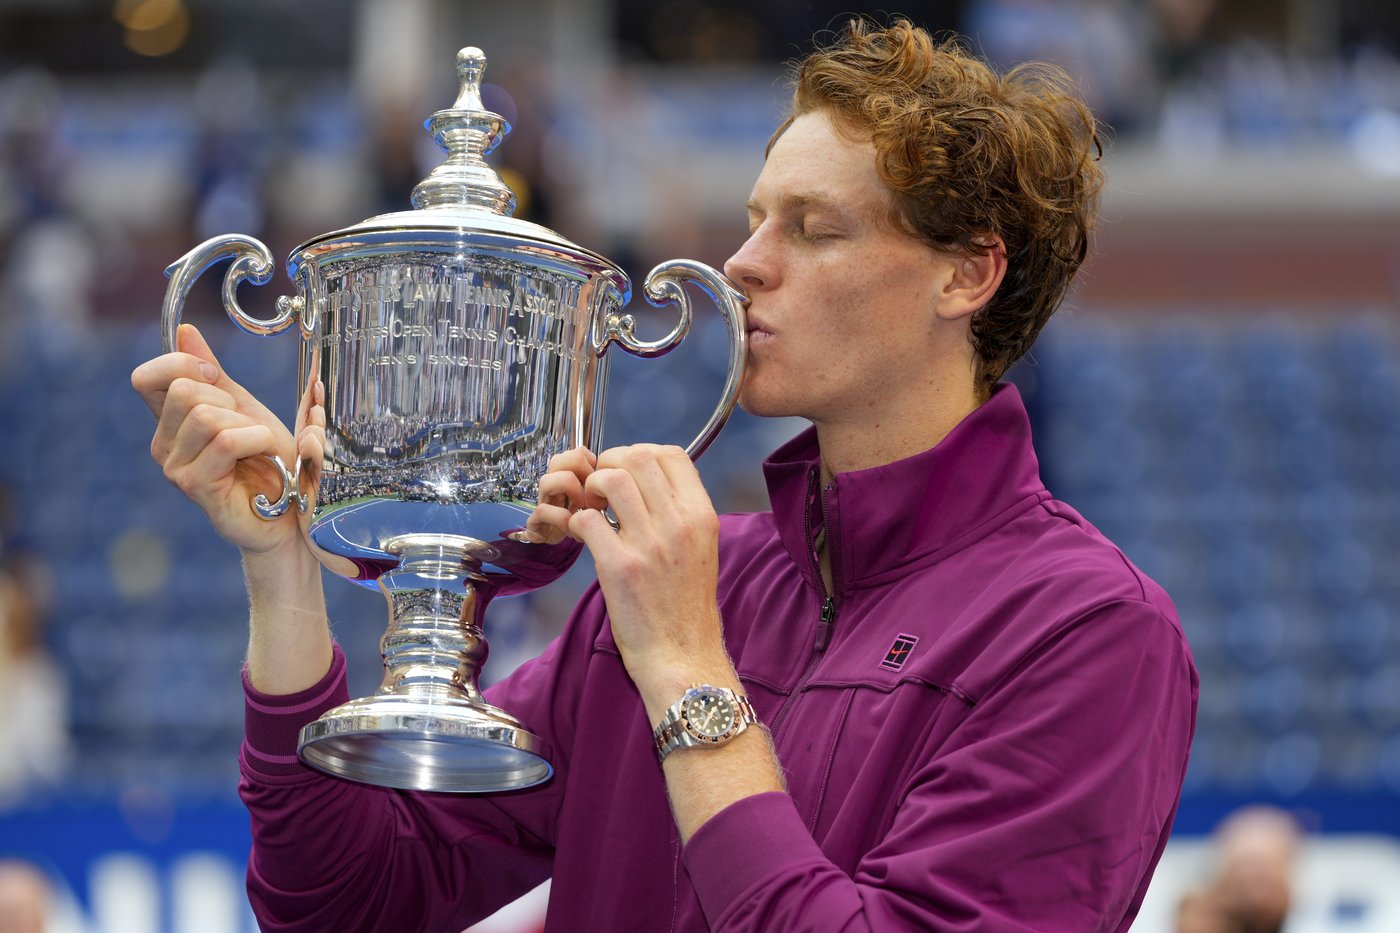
[305,255,590,565]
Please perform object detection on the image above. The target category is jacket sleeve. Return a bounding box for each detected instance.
[681,599,1198,932]
[238,585,610,933]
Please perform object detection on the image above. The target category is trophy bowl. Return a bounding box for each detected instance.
[158,47,746,792]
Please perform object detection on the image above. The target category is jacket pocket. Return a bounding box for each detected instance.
[772,673,964,875]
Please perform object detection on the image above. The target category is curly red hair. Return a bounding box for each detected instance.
[773,19,1104,399]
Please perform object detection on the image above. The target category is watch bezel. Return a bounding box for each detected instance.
[679,685,741,744]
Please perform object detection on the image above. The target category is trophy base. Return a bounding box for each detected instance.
[297,693,553,793]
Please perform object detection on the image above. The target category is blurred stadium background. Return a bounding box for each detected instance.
[1,0,1399,930]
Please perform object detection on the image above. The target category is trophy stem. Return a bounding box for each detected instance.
[296,534,553,793]
[377,546,490,703]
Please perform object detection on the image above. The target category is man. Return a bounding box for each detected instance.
[133,18,1196,932]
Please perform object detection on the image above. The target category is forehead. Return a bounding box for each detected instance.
[749,111,890,215]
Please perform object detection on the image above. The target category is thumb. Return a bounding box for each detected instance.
[175,322,225,382]
[176,322,274,418]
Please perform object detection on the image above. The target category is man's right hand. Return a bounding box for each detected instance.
[133,321,333,695]
[131,322,303,555]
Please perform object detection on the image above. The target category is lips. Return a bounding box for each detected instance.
[745,314,774,339]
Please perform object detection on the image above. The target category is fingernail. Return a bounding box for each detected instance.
[200,363,218,381]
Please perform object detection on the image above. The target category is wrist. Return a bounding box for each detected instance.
[242,536,332,696]
[243,537,321,598]
[618,610,736,724]
[635,658,742,728]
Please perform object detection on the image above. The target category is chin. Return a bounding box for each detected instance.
[737,387,803,422]
[737,365,835,421]
[736,390,778,419]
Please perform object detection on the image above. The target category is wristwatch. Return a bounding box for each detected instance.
[652,684,759,764]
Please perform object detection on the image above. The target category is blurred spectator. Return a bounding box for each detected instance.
[1177,805,1303,933]
[1212,806,1301,933]
[1175,886,1237,933]
[0,860,49,933]
[0,68,97,370]
[0,69,66,235]
[190,58,270,242]
[0,555,69,808]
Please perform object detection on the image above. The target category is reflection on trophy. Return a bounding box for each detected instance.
[159,47,747,793]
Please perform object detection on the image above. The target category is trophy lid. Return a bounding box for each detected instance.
[292,47,625,290]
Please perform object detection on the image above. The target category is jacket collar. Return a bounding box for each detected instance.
[761,383,1049,591]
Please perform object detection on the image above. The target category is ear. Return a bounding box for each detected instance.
[934,236,1007,322]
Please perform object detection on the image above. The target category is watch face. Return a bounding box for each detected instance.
[682,689,736,742]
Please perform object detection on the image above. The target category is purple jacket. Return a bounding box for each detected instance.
[240,385,1197,932]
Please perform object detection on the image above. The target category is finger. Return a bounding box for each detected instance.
[174,323,229,385]
[177,323,283,425]
[649,444,714,511]
[166,422,281,501]
[296,418,325,506]
[596,445,678,518]
[569,506,628,563]
[294,366,317,433]
[523,502,575,545]
[538,470,587,511]
[166,403,277,477]
[131,348,221,420]
[151,378,238,461]
[606,445,718,550]
[302,380,326,433]
[582,466,653,536]
[546,446,597,475]
[296,419,326,464]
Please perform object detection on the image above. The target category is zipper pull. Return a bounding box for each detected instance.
[814,597,835,652]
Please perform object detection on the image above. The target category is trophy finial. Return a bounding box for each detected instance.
[410,46,517,216]
[452,47,487,111]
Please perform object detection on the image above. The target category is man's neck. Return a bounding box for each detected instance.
[810,384,982,592]
[814,386,983,485]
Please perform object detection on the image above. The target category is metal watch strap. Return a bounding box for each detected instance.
[652,686,758,764]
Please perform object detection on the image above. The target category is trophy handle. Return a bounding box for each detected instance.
[161,233,308,520]
[161,234,305,351]
[594,259,748,460]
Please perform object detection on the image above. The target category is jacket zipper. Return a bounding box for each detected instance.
[768,468,838,737]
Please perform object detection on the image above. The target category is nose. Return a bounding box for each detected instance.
[723,227,772,293]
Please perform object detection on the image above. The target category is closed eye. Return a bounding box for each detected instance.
[797,224,842,242]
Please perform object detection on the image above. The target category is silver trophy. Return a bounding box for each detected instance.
[159,47,747,793]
